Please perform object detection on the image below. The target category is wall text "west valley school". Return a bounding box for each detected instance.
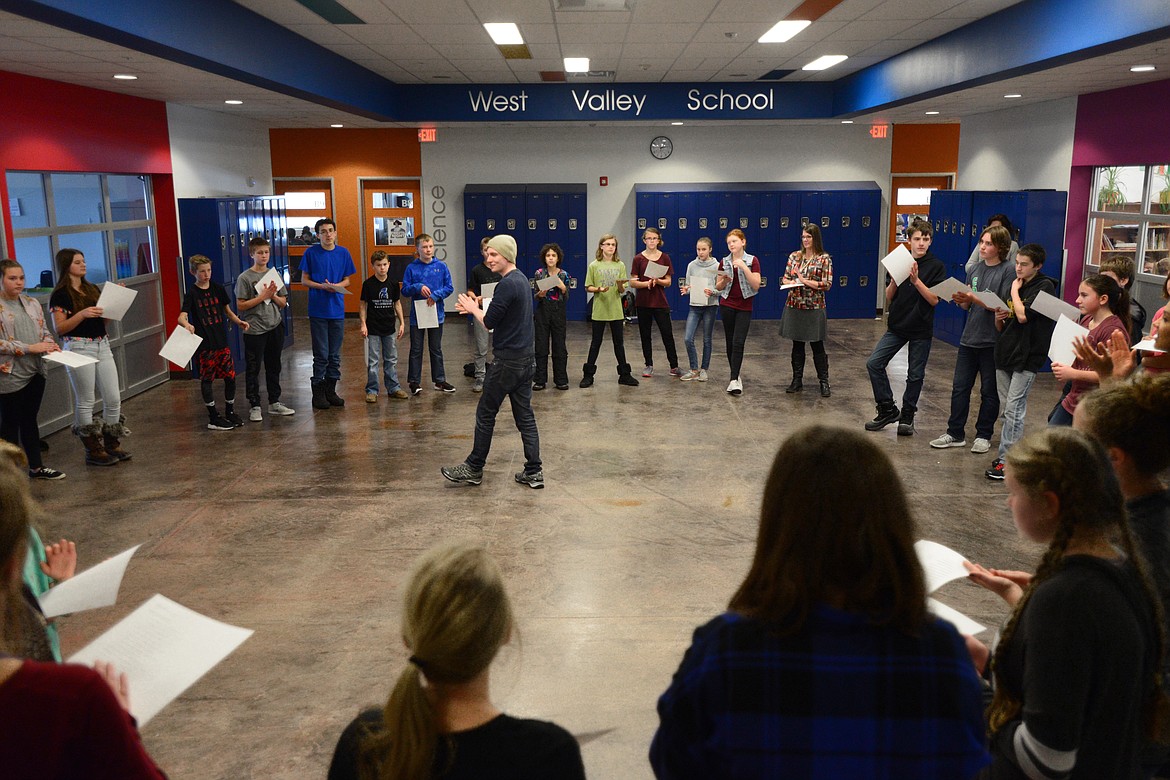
[466,88,777,117]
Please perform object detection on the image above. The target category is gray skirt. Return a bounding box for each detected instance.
[779,306,827,342]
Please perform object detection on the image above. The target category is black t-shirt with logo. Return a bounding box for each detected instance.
[360,275,401,336]
[181,282,231,351]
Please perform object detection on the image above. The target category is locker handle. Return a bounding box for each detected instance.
[220,236,226,250]
[839,275,848,287]
[860,276,869,287]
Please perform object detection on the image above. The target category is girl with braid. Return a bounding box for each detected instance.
[965,427,1168,779]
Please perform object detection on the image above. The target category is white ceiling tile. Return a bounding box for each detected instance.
[860,0,966,19]
[465,0,555,22]
[624,23,703,43]
[341,24,424,45]
[554,10,632,24]
[709,0,801,22]
[557,22,632,43]
[409,24,497,45]
[381,43,448,60]
[819,0,886,22]
[631,0,719,22]
[620,41,687,60]
[517,24,560,44]
[835,18,917,40]
[391,0,480,25]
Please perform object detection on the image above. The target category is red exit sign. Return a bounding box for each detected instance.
[869,124,889,139]
[418,128,437,142]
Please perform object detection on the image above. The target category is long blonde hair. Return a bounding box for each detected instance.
[359,542,513,780]
[595,233,621,264]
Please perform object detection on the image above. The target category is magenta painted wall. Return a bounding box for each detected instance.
[1065,77,1170,299]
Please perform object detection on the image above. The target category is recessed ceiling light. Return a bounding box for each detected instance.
[331,124,344,128]
[925,110,940,115]
[483,22,523,45]
[1131,65,1156,72]
[564,57,590,73]
[224,100,243,105]
[113,73,137,80]
[1004,93,1022,98]
[758,20,810,43]
[671,121,684,126]
[802,55,847,71]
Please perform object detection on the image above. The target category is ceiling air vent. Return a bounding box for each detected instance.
[555,0,632,10]
[566,70,617,81]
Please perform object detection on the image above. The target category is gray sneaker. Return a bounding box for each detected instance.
[514,470,545,489]
[268,402,296,416]
[971,437,991,455]
[697,369,709,382]
[249,406,263,422]
[441,463,483,485]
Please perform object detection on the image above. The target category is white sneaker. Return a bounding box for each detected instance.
[971,437,991,455]
[679,370,699,381]
[726,378,743,395]
[249,406,263,422]
[930,433,967,449]
[697,369,708,382]
[268,402,296,416]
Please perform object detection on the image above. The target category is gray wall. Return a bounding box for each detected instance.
[957,97,1077,192]
[167,104,274,198]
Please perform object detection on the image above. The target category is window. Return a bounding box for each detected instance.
[1087,164,1170,277]
[5,171,159,293]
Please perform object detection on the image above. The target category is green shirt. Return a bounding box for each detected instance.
[585,259,627,321]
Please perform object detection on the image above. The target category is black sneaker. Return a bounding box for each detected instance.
[409,383,421,396]
[441,463,483,485]
[515,470,545,489]
[29,466,66,480]
[864,404,900,431]
[986,458,1005,480]
[532,383,546,391]
[207,414,235,431]
[434,381,456,393]
[225,410,244,428]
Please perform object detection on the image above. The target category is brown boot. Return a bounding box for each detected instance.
[102,420,132,462]
[78,424,117,466]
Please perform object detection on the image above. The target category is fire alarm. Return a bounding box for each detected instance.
[600,176,608,186]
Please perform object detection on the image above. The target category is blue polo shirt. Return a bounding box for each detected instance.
[301,244,356,320]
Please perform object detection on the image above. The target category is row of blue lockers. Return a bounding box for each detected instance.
[927,190,1068,347]
[463,184,591,321]
[634,183,884,319]
[177,197,295,377]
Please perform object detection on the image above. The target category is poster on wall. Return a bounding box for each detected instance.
[375,217,414,246]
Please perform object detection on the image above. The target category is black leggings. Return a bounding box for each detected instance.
[721,307,752,379]
[201,377,237,405]
[637,307,678,369]
[790,340,826,359]
[0,374,45,470]
[586,320,627,368]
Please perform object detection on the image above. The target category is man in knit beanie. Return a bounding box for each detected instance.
[442,235,544,488]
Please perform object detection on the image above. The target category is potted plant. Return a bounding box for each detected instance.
[1159,168,1170,214]
[1096,166,1127,211]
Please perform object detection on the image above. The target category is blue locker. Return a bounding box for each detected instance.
[698,192,719,245]
[463,191,486,271]
[672,192,700,317]
[565,192,588,320]
[524,193,548,278]
[798,192,820,236]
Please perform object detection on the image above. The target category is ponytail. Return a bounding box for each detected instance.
[1083,273,1132,336]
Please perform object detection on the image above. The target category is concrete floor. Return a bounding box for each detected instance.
[32,315,1055,779]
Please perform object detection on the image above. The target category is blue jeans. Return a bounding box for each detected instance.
[684,306,717,370]
[408,322,446,385]
[469,315,490,382]
[365,333,401,394]
[63,336,121,427]
[1048,403,1074,426]
[467,356,541,474]
[309,317,344,384]
[996,368,1036,458]
[946,345,999,441]
[866,330,933,412]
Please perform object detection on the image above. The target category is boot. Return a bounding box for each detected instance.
[785,352,805,393]
[324,379,345,407]
[579,363,596,388]
[78,423,117,466]
[102,420,132,462]
[864,401,900,431]
[617,363,640,387]
[812,352,830,397]
[897,407,917,437]
[312,382,330,409]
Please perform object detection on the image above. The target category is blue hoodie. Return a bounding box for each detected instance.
[400,258,455,325]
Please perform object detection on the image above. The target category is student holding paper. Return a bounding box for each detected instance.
[532,242,570,391]
[0,453,166,778]
[630,227,680,378]
[1048,274,1131,426]
[985,244,1057,480]
[302,218,356,410]
[179,255,250,431]
[235,237,295,421]
[651,425,988,779]
[964,213,1018,276]
[0,260,65,480]
[328,541,584,779]
[402,233,456,395]
[49,248,130,466]
[964,428,1166,780]
[677,237,720,381]
[930,226,1015,455]
[715,229,761,396]
[864,220,945,435]
[779,224,834,397]
[581,234,637,387]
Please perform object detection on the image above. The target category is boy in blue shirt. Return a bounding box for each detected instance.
[401,233,455,395]
[300,218,355,410]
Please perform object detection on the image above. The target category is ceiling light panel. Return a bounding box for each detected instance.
[759,20,810,43]
[484,23,524,45]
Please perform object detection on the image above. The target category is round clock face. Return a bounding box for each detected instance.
[650,136,673,159]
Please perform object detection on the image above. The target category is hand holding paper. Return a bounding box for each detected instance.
[252,268,284,297]
[1048,314,1090,366]
[1031,290,1081,323]
[38,544,141,618]
[95,283,138,322]
[880,244,915,286]
[928,277,971,301]
[414,298,439,329]
[159,325,203,368]
[644,261,669,280]
[44,350,99,369]
[927,597,987,636]
[914,540,970,594]
[973,290,1008,310]
[535,276,560,293]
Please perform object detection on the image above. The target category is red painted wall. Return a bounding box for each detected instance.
[0,70,181,325]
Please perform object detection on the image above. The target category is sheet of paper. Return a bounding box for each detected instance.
[688,275,713,305]
[1032,290,1081,323]
[779,281,805,290]
[1048,314,1090,365]
[1133,338,1164,353]
[158,326,203,368]
[43,350,99,368]
[324,283,351,295]
[95,283,139,322]
[535,276,560,293]
[480,282,498,298]
[68,594,253,726]
[928,277,972,301]
[914,540,970,594]
[880,244,915,286]
[927,597,987,636]
[38,545,141,619]
[414,298,439,329]
[252,267,284,297]
[974,290,1008,310]
[643,261,669,279]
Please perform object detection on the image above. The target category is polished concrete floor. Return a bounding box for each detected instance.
[32,314,1057,779]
